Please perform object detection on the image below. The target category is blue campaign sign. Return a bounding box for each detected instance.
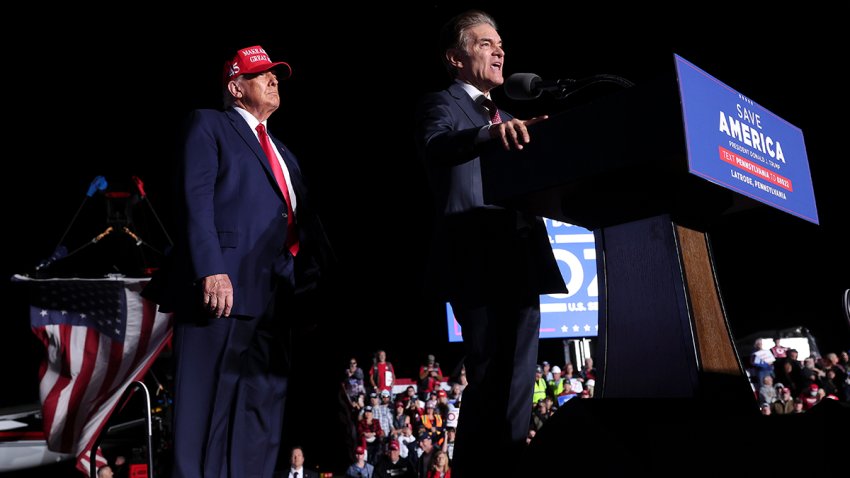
[446,218,599,342]
[675,54,818,224]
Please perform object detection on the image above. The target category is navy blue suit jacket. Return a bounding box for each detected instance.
[144,107,332,319]
[415,82,566,304]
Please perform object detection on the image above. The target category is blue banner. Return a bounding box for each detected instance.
[675,54,818,224]
[447,218,599,342]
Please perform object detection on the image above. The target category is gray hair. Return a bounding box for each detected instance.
[439,10,498,78]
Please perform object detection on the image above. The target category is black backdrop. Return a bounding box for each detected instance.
[2,3,848,472]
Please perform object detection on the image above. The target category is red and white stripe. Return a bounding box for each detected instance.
[28,278,172,475]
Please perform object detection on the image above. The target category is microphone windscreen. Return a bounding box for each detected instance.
[504,73,542,100]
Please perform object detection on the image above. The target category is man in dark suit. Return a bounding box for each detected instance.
[283,446,317,478]
[143,44,332,478]
[414,10,567,477]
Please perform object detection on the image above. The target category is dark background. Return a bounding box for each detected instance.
[2,3,848,472]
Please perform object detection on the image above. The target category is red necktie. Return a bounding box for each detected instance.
[481,97,502,124]
[256,123,299,256]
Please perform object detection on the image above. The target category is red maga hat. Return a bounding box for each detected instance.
[224,45,291,82]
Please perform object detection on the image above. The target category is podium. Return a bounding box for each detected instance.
[481,56,816,401]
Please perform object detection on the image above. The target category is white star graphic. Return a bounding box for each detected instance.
[584,324,591,332]
[572,325,579,332]
[40,309,48,317]
[561,325,569,333]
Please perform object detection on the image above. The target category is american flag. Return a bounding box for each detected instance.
[16,275,172,475]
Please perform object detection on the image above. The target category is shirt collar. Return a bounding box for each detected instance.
[233,106,265,133]
[455,79,490,104]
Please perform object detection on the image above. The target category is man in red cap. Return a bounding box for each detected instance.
[374,440,416,478]
[345,446,374,477]
[143,44,333,477]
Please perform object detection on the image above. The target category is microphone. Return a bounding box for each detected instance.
[92,226,113,243]
[504,73,576,100]
[123,227,143,246]
[505,72,635,100]
[86,176,108,197]
[132,175,146,199]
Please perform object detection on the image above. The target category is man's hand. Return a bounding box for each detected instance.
[488,115,549,151]
[202,273,234,318]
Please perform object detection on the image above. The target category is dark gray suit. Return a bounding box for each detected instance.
[415,81,566,476]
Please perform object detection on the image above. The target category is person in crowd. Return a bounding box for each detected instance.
[414,9,566,477]
[532,366,548,405]
[749,339,776,387]
[580,357,597,384]
[772,387,795,415]
[375,390,394,438]
[141,44,332,478]
[442,427,457,462]
[409,432,436,478]
[352,392,367,419]
[345,446,375,478]
[418,354,445,401]
[401,386,418,406]
[426,449,452,478]
[435,389,452,420]
[557,380,578,406]
[419,401,446,447]
[391,401,410,438]
[287,446,318,478]
[541,361,552,381]
[800,383,820,410]
[770,337,788,359]
[446,382,463,407]
[396,424,417,459]
[801,356,826,388]
[547,365,565,399]
[370,350,396,394]
[344,357,366,405]
[358,406,384,464]
[374,440,416,478]
[757,375,777,404]
[403,394,423,430]
[530,400,549,432]
[773,359,799,398]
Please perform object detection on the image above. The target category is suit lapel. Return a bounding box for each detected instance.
[225,108,299,203]
[448,82,490,127]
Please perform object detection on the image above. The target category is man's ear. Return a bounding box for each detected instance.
[227,80,242,98]
[446,48,464,70]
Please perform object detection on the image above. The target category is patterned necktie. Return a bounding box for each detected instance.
[481,97,502,124]
[256,123,299,256]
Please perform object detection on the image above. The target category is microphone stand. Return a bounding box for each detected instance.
[132,175,173,248]
[58,226,114,263]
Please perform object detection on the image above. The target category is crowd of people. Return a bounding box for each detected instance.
[747,339,849,415]
[337,352,598,477]
[330,343,850,476]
